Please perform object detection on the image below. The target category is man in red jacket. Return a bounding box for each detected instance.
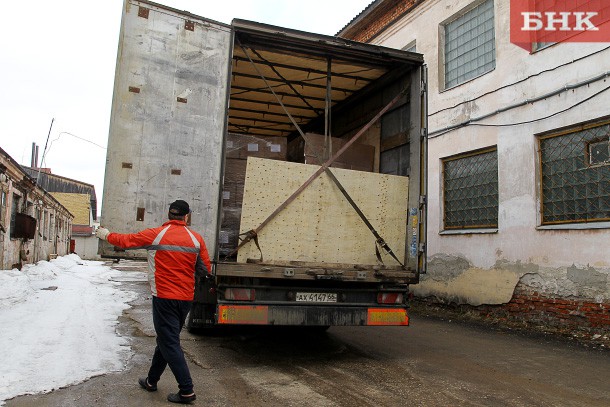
[96,200,211,404]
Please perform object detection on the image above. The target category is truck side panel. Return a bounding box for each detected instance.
[100,0,232,258]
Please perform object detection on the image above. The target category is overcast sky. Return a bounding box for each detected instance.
[0,0,371,216]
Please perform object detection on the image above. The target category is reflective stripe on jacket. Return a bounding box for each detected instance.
[107,220,212,300]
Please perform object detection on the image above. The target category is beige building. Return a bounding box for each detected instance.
[51,192,98,259]
[340,0,610,335]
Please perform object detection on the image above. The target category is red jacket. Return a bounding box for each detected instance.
[107,220,212,301]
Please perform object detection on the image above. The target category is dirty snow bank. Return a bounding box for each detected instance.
[0,254,143,405]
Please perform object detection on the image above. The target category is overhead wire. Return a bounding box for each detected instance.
[429,45,610,117]
[429,73,610,139]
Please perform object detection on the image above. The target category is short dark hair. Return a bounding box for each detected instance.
[168,212,186,220]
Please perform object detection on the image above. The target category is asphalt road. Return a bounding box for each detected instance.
[7,261,610,407]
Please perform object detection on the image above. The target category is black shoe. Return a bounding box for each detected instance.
[138,377,157,392]
[167,392,196,404]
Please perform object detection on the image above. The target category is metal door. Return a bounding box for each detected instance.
[100,0,233,259]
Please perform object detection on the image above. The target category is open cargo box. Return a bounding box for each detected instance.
[216,21,427,284]
[100,0,427,289]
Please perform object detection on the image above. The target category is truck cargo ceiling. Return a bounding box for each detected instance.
[228,19,422,138]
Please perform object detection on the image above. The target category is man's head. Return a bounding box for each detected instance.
[168,199,190,219]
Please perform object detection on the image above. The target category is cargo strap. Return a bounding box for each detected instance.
[226,40,407,267]
[237,230,263,262]
[323,168,405,268]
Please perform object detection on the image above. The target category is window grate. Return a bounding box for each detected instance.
[444,0,495,89]
[443,148,498,229]
[540,122,610,224]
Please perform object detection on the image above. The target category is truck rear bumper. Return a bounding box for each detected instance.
[216,304,409,326]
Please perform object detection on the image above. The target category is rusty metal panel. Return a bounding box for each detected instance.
[136,207,145,221]
[100,0,232,258]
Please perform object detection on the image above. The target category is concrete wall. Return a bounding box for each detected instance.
[366,0,610,332]
[73,236,100,260]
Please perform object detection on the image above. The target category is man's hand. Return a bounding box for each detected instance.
[96,227,110,241]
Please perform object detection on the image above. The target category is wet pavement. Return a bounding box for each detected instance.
[6,260,610,406]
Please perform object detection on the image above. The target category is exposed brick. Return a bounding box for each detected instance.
[342,0,422,42]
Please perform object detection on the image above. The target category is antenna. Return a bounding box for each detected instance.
[36,118,54,187]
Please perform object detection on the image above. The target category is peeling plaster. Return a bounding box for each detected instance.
[413,254,523,305]
[567,264,608,289]
[521,265,610,301]
[414,254,610,305]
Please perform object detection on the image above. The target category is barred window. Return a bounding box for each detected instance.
[443,0,495,89]
[539,121,610,224]
[443,148,498,229]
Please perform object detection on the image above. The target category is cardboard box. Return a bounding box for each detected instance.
[287,133,375,172]
[225,133,287,160]
[219,206,242,257]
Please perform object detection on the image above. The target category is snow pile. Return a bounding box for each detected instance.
[0,255,143,405]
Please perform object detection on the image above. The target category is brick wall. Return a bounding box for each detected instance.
[502,285,610,331]
[342,0,422,43]
[415,282,610,345]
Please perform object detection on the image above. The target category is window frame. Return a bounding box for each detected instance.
[439,0,496,91]
[537,118,610,228]
[10,193,22,239]
[441,146,499,232]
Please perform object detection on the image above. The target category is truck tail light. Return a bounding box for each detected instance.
[224,288,255,301]
[377,292,403,304]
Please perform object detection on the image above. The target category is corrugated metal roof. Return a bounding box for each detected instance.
[50,193,91,225]
[336,0,383,36]
[21,167,97,221]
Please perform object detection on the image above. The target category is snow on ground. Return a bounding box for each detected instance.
[0,254,145,405]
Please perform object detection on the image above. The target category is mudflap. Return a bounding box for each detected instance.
[186,274,218,333]
[186,301,220,333]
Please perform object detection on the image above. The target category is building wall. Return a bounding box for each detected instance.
[1,151,73,270]
[365,0,610,333]
[73,235,99,260]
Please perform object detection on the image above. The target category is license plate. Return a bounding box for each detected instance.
[295,292,337,303]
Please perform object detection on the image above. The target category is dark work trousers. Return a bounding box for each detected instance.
[147,296,194,394]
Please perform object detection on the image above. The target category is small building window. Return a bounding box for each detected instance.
[442,0,495,89]
[0,190,6,226]
[588,138,610,166]
[442,147,498,229]
[42,211,47,240]
[539,121,610,225]
[10,194,21,238]
[402,41,416,53]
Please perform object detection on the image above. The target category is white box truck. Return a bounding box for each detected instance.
[100,0,427,330]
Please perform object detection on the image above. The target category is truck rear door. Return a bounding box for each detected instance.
[100,0,232,259]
